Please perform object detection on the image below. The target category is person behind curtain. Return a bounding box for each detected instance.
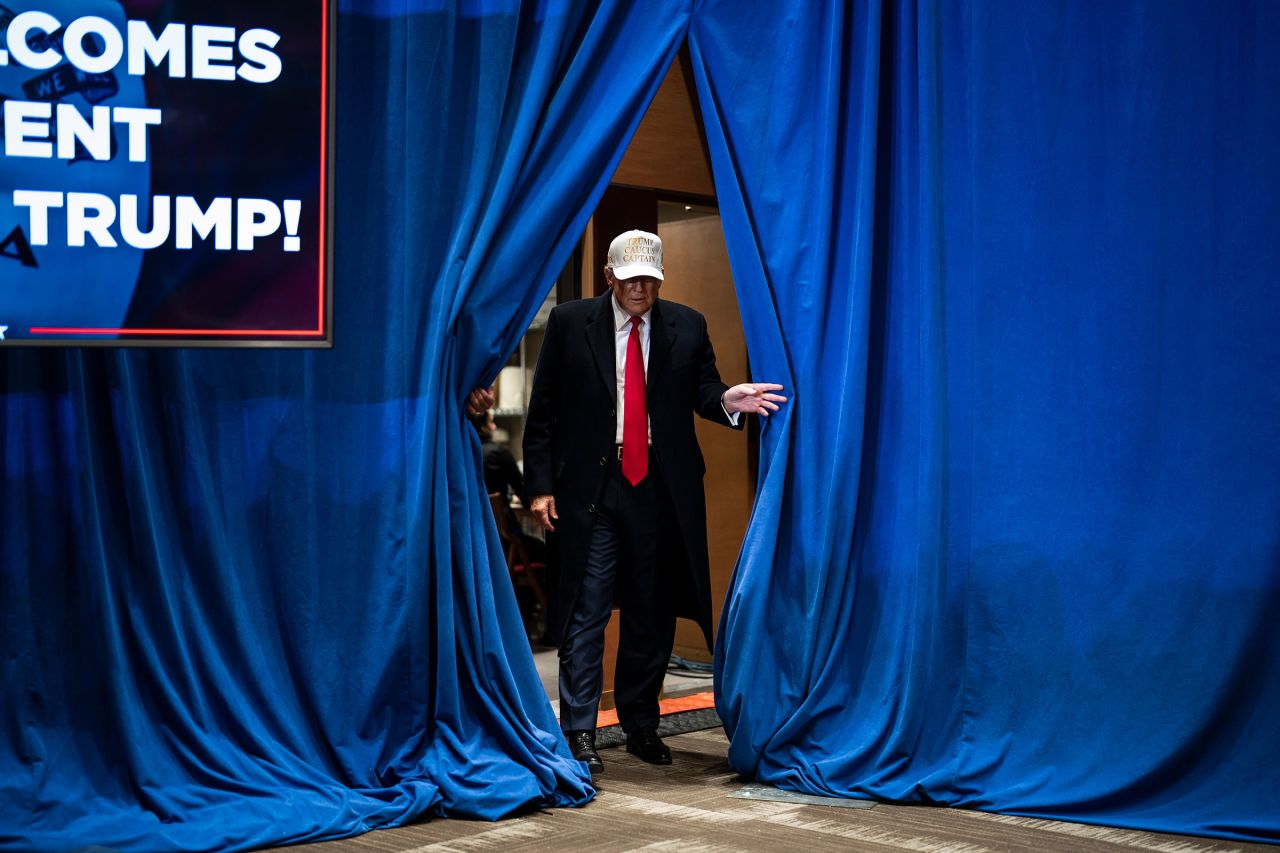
[521,229,786,774]
[469,407,524,501]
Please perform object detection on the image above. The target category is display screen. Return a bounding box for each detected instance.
[0,0,332,346]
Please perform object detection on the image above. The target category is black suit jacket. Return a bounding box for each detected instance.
[523,293,741,646]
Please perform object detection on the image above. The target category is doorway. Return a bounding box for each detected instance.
[490,45,753,715]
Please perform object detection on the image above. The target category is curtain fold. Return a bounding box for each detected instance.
[693,0,967,803]
[695,0,1280,843]
[0,2,689,850]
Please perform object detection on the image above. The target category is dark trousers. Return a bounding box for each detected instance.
[558,451,676,733]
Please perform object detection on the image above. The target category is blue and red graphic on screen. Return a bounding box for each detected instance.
[0,0,329,345]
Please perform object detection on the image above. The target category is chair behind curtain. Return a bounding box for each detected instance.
[0,2,690,851]
[488,492,548,615]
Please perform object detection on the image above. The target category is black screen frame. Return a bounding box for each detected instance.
[1,1,336,349]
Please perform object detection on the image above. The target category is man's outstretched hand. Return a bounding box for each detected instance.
[722,383,787,416]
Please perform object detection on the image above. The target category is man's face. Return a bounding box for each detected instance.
[606,268,661,318]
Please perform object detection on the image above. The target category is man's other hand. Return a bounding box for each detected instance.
[722,383,787,416]
[531,495,558,531]
[467,386,495,415]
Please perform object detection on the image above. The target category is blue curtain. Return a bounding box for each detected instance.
[697,0,1280,843]
[0,2,690,850]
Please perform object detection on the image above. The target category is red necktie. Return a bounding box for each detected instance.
[622,317,648,485]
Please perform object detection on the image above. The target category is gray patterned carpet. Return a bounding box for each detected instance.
[281,729,1272,853]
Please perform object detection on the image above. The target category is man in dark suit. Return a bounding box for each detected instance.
[523,229,785,774]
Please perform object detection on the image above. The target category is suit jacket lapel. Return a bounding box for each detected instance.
[584,292,617,404]
[646,300,676,400]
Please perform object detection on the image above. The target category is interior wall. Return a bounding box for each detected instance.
[658,212,750,662]
[611,53,714,197]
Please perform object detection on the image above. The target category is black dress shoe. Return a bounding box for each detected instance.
[566,729,603,774]
[625,729,672,765]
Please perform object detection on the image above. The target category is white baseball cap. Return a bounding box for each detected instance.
[607,230,664,280]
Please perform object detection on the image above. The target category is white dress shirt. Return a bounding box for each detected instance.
[610,295,739,444]
[612,295,653,444]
